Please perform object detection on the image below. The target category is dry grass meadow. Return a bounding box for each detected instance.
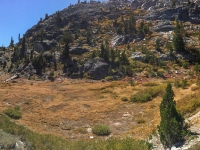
[0,76,199,141]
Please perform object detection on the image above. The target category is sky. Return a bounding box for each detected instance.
[0,0,103,47]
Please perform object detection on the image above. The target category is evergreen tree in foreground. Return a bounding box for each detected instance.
[158,83,185,149]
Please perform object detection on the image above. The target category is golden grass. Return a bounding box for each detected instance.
[0,79,199,141]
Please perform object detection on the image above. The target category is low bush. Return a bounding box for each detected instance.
[3,107,22,119]
[130,85,165,103]
[92,124,110,136]
[48,71,54,81]
[121,97,128,101]
[174,79,188,89]
[157,69,164,77]
[137,118,146,124]
[105,76,113,81]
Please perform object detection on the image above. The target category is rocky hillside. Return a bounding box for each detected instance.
[1,0,200,81]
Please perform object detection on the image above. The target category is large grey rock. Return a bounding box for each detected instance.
[111,35,136,47]
[0,57,6,65]
[34,40,57,51]
[130,52,145,61]
[151,21,175,32]
[141,0,158,10]
[176,52,195,60]
[81,58,109,80]
[108,14,118,20]
[70,47,89,55]
[111,35,127,47]
[43,31,62,40]
[158,53,175,61]
[130,0,141,9]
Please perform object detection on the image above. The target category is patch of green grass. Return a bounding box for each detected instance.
[0,114,152,150]
[3,107,22,119]
[92,124,110,136]
[130,85,165,103]
[143,82,159,87]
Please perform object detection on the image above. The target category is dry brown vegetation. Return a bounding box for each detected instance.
[0,77,199,141]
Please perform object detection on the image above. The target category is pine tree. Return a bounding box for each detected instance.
[124,20,128,34]
[10,37,14,48]
[129,13,136,33]
[100,42,105,59]
[158,83,185,149]
[45,13,49,20]
[32,54,46,74]
[21,35,26,58]
[53,50,57,71]
[62,32,73,60]
[18,33,20,42]
[155,39,161,52]
[172,21,185,52]
[55,11,62,26]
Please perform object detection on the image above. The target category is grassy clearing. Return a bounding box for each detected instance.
[130,85,165,103]
[0,114,151,150]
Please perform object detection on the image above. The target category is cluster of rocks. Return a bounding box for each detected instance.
[13,63,36,79]
[130,50,194,62]
[143,0,200,23]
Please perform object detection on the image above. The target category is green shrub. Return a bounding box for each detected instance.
[174,79,181,88]
[105,76,113,81]
[143,82,159,86]
[130,85,165,103]
[121,97,128,101]
[181,79,187,88]
[92,124,110,136]
[157,69,164,77]
[129,80,135,86]
[48,71,54,81]
[3,107,22,119]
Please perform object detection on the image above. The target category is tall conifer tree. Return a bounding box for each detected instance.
[158,83,185,149]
